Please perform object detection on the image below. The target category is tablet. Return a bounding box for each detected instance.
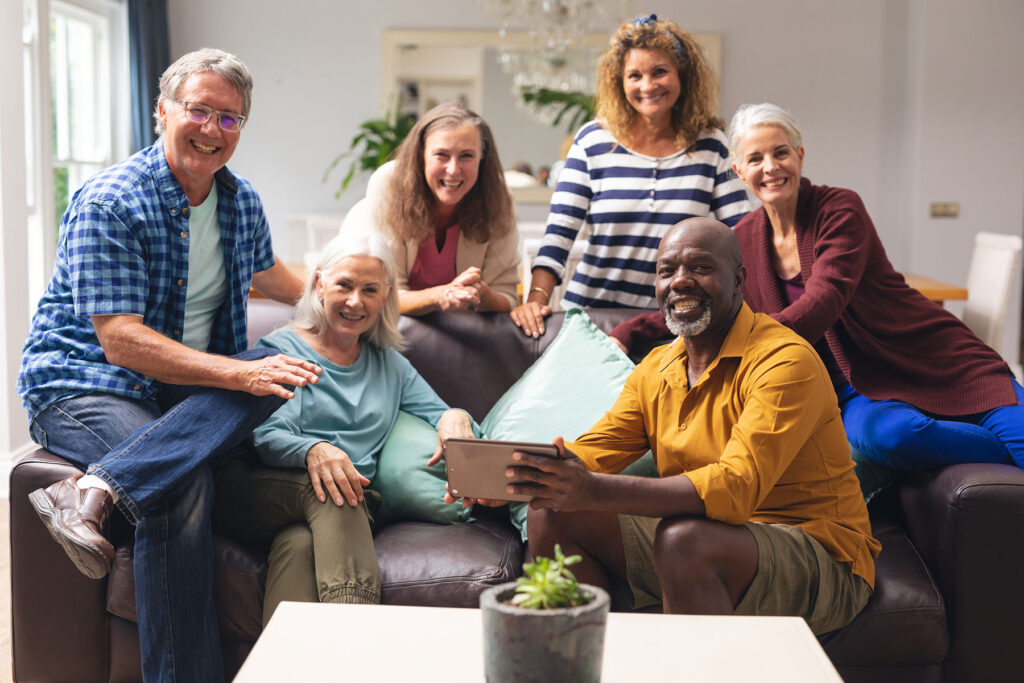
[444,438,560,502]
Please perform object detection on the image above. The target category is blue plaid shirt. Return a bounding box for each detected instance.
[18,140,276,420]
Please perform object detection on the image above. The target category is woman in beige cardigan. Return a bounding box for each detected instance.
[342,103,520,316]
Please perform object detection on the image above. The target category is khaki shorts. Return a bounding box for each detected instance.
[619,515,872,634]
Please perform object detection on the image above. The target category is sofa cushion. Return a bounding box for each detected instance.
[106,534,268,643]
[246,298,295,346]
[374,411,474,525]
[480,309,635,444]
[375,509,522,607]
[819,515,948,668]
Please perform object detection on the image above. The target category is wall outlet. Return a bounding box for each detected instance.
[930,202,960,218]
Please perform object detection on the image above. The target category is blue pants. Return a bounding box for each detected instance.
[837,377,1024,471]
[28,348,285,683]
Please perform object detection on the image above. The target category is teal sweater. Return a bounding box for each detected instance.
[253,327,451,481]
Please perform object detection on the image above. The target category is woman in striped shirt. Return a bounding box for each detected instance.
[511,15,751,338]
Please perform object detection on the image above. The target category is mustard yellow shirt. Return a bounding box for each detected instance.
[572,304,880,587]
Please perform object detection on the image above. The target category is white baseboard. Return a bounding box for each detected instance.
[0,440,39,499]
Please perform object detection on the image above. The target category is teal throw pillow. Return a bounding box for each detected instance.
[480,308,656,540]
[374,411,474,525]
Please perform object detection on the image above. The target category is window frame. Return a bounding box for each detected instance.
[23,0,129,299]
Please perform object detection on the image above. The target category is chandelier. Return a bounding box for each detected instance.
[478,0,635,124]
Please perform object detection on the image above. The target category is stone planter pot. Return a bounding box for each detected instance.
[480,581,609,683]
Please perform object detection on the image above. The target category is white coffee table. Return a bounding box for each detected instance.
[234,602,842,682]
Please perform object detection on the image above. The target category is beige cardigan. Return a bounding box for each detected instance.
[341,161,521,308]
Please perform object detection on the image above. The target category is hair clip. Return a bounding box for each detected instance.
[632,13,658,28]
[627,13,685,61]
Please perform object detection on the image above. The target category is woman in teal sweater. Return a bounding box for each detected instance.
[223,230,474,625]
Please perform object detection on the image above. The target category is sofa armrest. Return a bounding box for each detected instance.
[10,449,112,682]
[900,463,1024,683]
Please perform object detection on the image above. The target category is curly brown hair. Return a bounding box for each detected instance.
[383,103,514,245]
[596,16,722,148]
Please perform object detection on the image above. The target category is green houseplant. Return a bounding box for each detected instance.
[323,104,417,199]
[480,545,609,682]
[518,86,597,134]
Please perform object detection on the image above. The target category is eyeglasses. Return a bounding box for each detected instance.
[175,99,246,131]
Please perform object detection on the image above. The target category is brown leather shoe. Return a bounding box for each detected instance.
[28,474,115,579]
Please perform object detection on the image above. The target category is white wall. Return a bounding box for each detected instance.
[905,0,1024,359]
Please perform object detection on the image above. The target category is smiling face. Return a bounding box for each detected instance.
[422,123,483,216]
[158,71,243,201]
[315,255,391,348]
[732,124,805,211]
[655,219,745,342]
[622,48,682,124]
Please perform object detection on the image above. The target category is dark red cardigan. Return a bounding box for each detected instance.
[611,178,1014,415]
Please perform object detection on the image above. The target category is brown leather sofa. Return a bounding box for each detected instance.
[10,298,1024,682]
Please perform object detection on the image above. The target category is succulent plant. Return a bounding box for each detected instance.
[511,544,590,609]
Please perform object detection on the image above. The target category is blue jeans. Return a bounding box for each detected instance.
[838,376,1024,470]
[28,348,285,683]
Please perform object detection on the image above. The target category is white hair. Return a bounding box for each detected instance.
[293,231,405,351]
[727,103,803,165]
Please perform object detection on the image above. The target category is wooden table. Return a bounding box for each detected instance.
[234,602,843,682]
[904,273,968,303]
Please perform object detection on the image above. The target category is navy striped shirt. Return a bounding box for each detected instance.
[18,141,275,420]
[534,122,751,309]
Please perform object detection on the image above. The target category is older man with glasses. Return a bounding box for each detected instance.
[18,48,321,682]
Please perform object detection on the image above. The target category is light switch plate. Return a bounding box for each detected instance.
[930,202,960,218]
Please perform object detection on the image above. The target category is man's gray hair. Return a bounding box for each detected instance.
[727,103,803,165]
[153,48,253,136]
[293,231,406,351]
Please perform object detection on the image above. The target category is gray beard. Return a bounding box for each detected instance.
[662,301,713,337]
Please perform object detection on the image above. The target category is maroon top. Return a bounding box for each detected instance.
[778,271,844,384]
[612,178,1013,415]
[408,223,461,290]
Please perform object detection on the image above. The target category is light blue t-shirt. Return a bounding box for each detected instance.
[182,184,228,350]
[252,327,453,481]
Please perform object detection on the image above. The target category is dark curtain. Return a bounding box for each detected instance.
[128,0,170,152]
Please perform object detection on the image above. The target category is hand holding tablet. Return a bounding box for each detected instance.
[443,438,559,502]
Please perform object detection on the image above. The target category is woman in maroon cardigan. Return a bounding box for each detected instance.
[612,103,1024,471]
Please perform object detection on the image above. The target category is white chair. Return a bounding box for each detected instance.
[962,231,1022,368]
[339,160,395,234]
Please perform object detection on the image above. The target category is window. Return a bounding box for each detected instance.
[23,0,128,297]
[50,0,120,224]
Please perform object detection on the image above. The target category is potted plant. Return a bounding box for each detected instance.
[480,544,609,682]
[322,103,417,199]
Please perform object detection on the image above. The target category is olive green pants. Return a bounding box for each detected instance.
[620,515,872,635]
[213,455,381,626]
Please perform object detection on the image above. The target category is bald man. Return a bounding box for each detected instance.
[514,217,879,633]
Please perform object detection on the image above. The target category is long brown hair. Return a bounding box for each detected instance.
[383,103,514,244]
[596,16,722,148]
